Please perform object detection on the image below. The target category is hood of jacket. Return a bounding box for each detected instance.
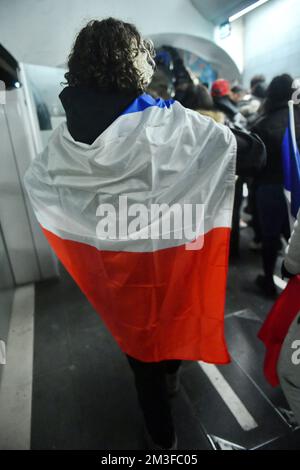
[59,85,138,145]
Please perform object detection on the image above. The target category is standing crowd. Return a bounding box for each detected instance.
[173,73,300,298]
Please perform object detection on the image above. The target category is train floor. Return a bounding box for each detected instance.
[30,226,300,450]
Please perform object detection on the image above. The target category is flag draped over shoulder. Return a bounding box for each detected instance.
[24,94,237,363]
[258,275,300,386]
[282,101,300,218]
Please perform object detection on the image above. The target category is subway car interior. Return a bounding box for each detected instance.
[1,0,300,454]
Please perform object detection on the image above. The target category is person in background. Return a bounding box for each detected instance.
[240,74,267,127]
[178,82,265,163]
[230,85,245,106]
[251,74,267,101]
[181,82,265,258]
[240,75,268,250]
[211,78,247,129]
[230,84,258,253]
[146,68,172,100]
[180,83,225,123]
[277,208,300,424]
[211,79,247,257]
[252,74,300,297]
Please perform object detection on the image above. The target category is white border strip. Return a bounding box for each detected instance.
[0,284,34,450]
[198,362,258,431]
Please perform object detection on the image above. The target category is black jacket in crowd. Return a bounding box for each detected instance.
[251,101,300,184]
[59,86,266,178]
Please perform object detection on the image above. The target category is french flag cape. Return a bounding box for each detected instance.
[24,94,237,363]
[258,275,300,386]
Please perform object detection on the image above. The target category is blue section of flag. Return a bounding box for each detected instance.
[122,93,175,115]
[282,117,300,218]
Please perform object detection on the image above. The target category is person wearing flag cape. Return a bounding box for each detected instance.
[277,101,300,423]
[252,74,300,297]
[24,18,265,449]
[258,81,300,426]
[258,212,300,424]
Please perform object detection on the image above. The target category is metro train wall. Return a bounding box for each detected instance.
[0,85,58,285]
[243,0,300,85]
[0,0,214,68]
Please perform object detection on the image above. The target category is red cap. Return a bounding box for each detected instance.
[211,79,231,97]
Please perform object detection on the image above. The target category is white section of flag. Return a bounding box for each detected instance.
[25,101,237,252]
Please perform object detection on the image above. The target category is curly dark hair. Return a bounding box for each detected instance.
[64,18,153,93]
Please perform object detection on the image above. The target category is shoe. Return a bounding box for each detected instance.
[144,425,178,450]
[255,275,277,298]
[166,370,180,397]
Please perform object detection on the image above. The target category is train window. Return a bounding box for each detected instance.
[22,63,66,145]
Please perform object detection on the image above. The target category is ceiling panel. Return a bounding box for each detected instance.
[191,0,258,24]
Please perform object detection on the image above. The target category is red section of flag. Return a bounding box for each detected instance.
[258,275,300,386]
[41,226,232,363]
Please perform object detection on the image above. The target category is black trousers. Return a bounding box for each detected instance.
[230,177,244,256]
[256,184,290,282]
[126,355,181,448]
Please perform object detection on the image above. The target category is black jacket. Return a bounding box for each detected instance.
[213,96,239,121]
[59,86,266,178]
[251,102,300,184]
